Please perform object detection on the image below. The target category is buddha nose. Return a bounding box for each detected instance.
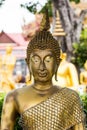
[39,61,45,71]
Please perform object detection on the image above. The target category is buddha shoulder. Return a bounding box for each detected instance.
[4,85,29,104]
[4,86,31,112]
[4,89,19,103]
[62,88,80,101]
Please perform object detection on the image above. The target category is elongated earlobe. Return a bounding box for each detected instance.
[55,71,58,81]
[28,63,33,81]
[25,58,32,81]
[55,65,58,81]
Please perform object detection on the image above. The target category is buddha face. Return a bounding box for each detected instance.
[29,49,57,83]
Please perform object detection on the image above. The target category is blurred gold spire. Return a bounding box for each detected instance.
[53,10,66,36]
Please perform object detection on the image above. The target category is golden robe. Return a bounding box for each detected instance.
[19,88,85,130]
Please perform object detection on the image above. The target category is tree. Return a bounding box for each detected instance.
[52,0,87,60]
[20,0,87,60]
[20,0,52,17]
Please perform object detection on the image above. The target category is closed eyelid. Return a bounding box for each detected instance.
[31,55,41,63]
[31,53,54,62]
[44,54,53,60]
[31,54,41,59]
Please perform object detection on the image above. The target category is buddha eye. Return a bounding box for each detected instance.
[45,56,53,62]
[31,55,40,63]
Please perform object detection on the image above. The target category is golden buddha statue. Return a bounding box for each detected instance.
[1,45,16,77]
[0,73,15,93]
[1,10,85,130]
[54,52,79,88]
[0,45,16,93]
[80,60,87,85]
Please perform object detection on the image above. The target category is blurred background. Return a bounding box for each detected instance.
[0,0,87,128]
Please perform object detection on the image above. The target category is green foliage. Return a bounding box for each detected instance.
[20,0,52,17]
[72,28,87,68]
[80,93,87,125]
[80,28,87,40]
[72,42,87,68]
[39,0,52,17]
[0,93,5,120]
[21,1,39,14]
[80,94,87,114]
[69,0,80,4]
[14,116,22,130]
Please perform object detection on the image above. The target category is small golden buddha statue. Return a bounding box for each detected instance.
[1,10,85,130]
[0,73,15,93]
[1,45,16,77]
[80,60,87,85]
[0,45,16,93]
[54,52,79,88]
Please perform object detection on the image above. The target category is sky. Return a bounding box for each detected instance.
[0,0,47,33]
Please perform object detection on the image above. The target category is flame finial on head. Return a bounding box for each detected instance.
[40,8,50,31]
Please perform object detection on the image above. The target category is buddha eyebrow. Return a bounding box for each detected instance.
[31,53,39,57]
[45,53,54,57]
[46,51,54,55]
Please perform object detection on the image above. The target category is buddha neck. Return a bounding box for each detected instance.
[33,80,53,93]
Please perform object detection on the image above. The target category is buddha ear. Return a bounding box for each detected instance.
[28,63,32,81]
[25,58,32,81]
[55,65,58,81]
[58,58,62,67]
[54,59,61,81]
[25,58,31,70]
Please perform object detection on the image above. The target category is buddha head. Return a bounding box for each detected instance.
[26,10,61,82]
